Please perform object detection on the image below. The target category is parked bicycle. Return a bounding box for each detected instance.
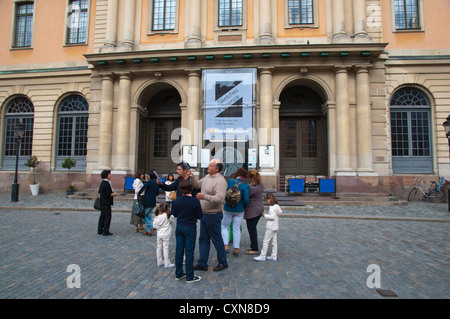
[408,177,446,202]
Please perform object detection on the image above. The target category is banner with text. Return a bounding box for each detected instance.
[202,68,256,140]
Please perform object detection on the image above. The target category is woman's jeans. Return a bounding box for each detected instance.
[221,211,244,249]
[144,207,154,231]
[246,214,262,251]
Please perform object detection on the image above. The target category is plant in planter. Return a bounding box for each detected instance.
[24,155,41,196]
[62,157,77,173]
[62,157,77,195]
[66,184,76,195]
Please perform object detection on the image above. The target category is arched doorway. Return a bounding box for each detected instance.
[279,85,328,176]
[138,87,182,175]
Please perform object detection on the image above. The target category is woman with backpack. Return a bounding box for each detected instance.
[221,167,250,257]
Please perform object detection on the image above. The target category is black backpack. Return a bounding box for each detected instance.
[225,179,242,207]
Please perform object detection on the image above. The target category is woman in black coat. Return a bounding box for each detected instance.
[98,170,117,236]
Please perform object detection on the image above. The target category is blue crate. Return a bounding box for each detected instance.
[289,178,305,193]
[319,179,335,193]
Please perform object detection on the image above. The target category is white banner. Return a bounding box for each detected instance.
[202,68,256,140]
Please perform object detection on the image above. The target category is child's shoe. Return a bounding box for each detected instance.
[253,255,266,261]
[186,275,202,283]
[267,256,277,261]
[175,273,186,280]
[165,263,175,268]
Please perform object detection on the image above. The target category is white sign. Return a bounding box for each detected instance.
[203,68,256,140]
[182,145,198,168]
[259,145,275,168]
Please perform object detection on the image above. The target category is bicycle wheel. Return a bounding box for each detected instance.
[408,188,417,201]
[427,188,446,203]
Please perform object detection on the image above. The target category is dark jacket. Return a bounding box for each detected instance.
[244,181,264,220]
[99,180,114,207]
[138,179,159,208]
[159,176,200,198]
[171,195,203,228]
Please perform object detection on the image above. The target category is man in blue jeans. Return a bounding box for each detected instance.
[190,159,228,272]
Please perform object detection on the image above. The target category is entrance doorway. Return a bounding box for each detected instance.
[138,88,181,175]
[279,85,327,176]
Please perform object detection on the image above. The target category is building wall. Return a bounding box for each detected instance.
[0,0,449,197]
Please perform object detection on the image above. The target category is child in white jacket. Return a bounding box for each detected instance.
[153,202,175,268]
[254,193,282,262]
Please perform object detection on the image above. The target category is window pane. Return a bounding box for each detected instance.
[394,0,419,29]
[154,122,168,157]
[300,120,317,158]
[219,0,242,27]
[57,95,89,157]
[288,0,313,25]
[15,3,34,47]
[4,98,34,157]
[67,0,88,44]
[280,119,297,158]
[153,0,176,31]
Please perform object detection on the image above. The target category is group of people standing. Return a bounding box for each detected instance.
[96,159,282,283]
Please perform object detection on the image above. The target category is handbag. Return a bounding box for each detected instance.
[134,196,146,219]
[169,191,177,201]
[94,194,101,210]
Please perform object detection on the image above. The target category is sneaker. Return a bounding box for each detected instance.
[165,263,175,269]
[267,256,277,261]
[186,275,202,283]
[253,256,266,262]
[157,263,164,267]
[175,273,186,280]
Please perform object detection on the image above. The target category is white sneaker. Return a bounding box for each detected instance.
[253,256,266,262]
[157,263,164,267]
[165,263,175,268]
[267,256,277,261]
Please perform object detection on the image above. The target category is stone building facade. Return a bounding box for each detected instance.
[0,0,449,197]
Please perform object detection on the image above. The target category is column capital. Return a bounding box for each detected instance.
[355,64,373,73]
[185,68,201,76]
[118,72,133,80]
[334,64,352,72]
[258,66,275,74]
[100,73,115,80]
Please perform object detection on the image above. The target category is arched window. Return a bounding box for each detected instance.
[2,97,34,170]
[56,95,89,170]
[390,87,432,173]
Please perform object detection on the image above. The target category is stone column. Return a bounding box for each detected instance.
[186,69,201,145]
[98,74,114,169]
[114,73,132,170]
[259,68,274,144]
[353,0,368,37]
[355,66,375,174]
[121,0,136,49]
[332,0,347,41]
[259,0,273,44]
[104,0,118,47]
[334,66,353,174]
[186,0,202,47]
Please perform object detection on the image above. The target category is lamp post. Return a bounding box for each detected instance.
[11,120,25,202]
[442,115,450,212]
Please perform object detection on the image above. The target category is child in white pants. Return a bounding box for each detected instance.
[254,193,282,262]
[153,202,175,268]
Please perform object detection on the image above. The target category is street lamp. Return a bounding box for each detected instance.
[442,115,450,212]
[11,120,25,202]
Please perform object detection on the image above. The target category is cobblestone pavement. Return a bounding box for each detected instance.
[0,194,449,300]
